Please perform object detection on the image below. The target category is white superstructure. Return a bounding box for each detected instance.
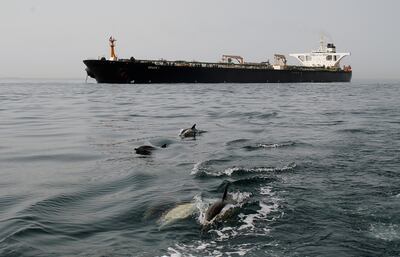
[289,39,350,68]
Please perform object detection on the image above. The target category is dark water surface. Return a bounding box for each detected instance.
[0,80,399,257]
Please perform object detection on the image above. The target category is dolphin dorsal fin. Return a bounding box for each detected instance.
[191,124,196,129]
[222,183,229,201]
[161,144,167,148]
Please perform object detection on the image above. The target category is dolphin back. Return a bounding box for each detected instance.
[205,201,225,222]
[205,183,230,222]
[159,203,196,227]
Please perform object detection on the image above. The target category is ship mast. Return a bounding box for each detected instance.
[109,36,117,61]
[318,35,326,52]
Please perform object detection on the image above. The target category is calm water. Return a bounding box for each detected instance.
[0,80,399,257]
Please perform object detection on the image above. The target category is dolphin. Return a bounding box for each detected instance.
[135,144,167,155]
[179,124,198,138]
[205,183,230,222]
[158,202,196,228]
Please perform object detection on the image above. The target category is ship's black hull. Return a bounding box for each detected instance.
[84,60,352,84]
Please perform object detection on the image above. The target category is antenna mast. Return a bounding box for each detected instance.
[109,36,117,61]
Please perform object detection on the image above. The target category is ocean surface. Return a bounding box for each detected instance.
[0,79,399,257]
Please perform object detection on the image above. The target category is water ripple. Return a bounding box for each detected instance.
[1,80,399,257]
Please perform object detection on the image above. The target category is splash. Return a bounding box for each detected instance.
[238,186,281,231]
[162,185,282,257]
[195,191,252,226]
[163,187,281,256]
[190,161,205,175]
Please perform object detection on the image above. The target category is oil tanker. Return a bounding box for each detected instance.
[83,37,352,84]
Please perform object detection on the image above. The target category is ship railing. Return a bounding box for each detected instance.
[151,60,273,70]
[116,58,274,70]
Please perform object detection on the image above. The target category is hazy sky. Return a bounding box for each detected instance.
[0,0,399,79]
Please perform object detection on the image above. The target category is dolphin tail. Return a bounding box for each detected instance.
[191,124,196,129]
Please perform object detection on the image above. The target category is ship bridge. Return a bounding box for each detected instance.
[289,39,350,68]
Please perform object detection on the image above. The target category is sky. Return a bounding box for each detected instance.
[0,0,399,79]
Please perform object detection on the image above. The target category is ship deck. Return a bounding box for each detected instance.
[111,58,344,72]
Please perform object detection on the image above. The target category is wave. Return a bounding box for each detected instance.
[3,153,101,163]
[225,138,251,146]
[190,159,232,176]
[210,110,278,120]
[337,128,377,135]
[226,139,298,150]
[248,111,279,120]
[192,161,296,177]
[243,141,296,151]
[1,224,50,242]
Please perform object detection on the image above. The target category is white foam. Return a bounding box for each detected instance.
[238,186,281,231]
[260,186,272,195]
[281,162,297,171]
[220,162,296,177]
[256,142,295,148]
[221,167,242,176]
[225,244,256,257]
[192,161,296,177]
[213,228,231,240]
[166,240,254,257]
[222,167,274,176]
[190,161,204,175]
[239,213,257,230]
[257,143,280,148]
[225,248,251,256]
[229,191,252,204]
[164,247,181,257]
[196,243,211,250]
[165,242,221,257]
[193,194,209,225]
[370,223,400,241]
[191,160,223,177]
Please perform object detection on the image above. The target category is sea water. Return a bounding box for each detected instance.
[0,80,399,256]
